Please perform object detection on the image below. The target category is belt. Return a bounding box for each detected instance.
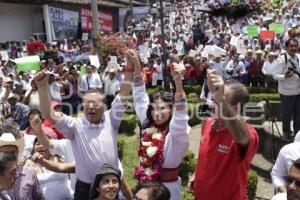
[76,179,91,189]
[160,167,179,182]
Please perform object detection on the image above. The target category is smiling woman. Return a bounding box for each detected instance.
[89,163,121,200]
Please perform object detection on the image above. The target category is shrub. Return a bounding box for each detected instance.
[117,137,125,160]
[183,85,202,95]
[181,187,195,200]
[188,103,202,127]
[187,93,198,104]
[179,150,197,186]
[119,113,139,136]
[146,86,164,98]
[247,170,258,200]
[249,93,280,102]
[248,87,277,94]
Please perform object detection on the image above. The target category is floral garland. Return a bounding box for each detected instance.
[135,126,166,182]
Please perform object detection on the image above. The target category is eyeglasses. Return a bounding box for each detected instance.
[285,175,300,187]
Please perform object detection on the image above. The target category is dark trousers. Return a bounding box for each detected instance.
[280,94,300,136]
[249,74,265,87]
[106,95,115,110]
[74,179,91,200]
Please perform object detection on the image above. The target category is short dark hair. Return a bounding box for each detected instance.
[293,158,300,169]
[135,181,170,200]
[0,151,17,176]
[28,109,43,121]
[285,38,298,48]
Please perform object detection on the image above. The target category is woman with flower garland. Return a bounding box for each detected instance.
[129,51,190,200]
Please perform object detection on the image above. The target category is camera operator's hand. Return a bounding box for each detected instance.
[285,70,293,79]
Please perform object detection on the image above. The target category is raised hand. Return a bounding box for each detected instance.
[32,152,44,164]
[172,62,185,83]
[30,115,43,132]
[126,49,141,73]
[207,68,224,103]
[34,70,50,88]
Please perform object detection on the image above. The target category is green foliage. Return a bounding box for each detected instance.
[146,86,164,98]
[181,187,195,200]
[117,137,125,160]
[118,135,139,188]
[179,150,197,186]
[188,103,202,127]
[186,93,198,104]
[183,85,202,95]
[247,170,258,200]
[248,87,277,94]
[119,114,139,136]
[249,93,280,102]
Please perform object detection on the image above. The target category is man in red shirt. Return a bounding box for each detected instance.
[190,69,259,200]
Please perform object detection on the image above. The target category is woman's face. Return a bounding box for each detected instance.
[135,188,150,200]
[33,141,50,158]
[151,99,172,126]
[97,174,120,200]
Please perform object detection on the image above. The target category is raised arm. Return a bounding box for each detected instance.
[29,114,53,149]
[32,153,75,173]
[34,71,62,124]
[131,50,150,124]
[207,68,249,146]
[118,50,135,103]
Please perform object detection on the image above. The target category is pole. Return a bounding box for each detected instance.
[91,0,100,55]
[129,0,134,19]
[159,0,170,91]
[43,4,52,43]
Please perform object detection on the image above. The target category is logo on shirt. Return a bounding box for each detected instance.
[217,144,230,154]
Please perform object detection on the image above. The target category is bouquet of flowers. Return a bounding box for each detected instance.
[99,34,136,58]
[135,126,166,182]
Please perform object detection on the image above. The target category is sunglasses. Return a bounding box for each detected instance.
[285,175,300,187]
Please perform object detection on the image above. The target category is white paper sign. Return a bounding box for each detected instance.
[82,33,89,41]
[0,51,9,61]
[88,55,100,68]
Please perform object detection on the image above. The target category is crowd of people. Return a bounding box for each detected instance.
[1,0,300,199]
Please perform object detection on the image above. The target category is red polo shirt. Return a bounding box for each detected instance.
[193,119,259,200]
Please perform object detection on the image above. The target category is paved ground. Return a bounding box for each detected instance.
[188,124,275,200]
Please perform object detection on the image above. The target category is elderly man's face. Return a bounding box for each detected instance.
[83,92,105,124]
[0,145,18,191]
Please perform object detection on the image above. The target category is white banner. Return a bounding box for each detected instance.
[48,6,79,41]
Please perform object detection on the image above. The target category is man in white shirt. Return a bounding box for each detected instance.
[272,158,300,200]
[271,142,300,194]
[79,64,102,93]
[273,38,300,140]
[225,53,246,81]
[34,50,136,200]
[103,68,120,109]
[262,52,278,88]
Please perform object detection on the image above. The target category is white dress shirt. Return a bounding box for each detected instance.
[79,73,102,92]
[262,60,277,75]
[271,142,300,190]
[103,76,120,96]
[273,53,300,96]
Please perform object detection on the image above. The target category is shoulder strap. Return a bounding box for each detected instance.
[86,76,90,90]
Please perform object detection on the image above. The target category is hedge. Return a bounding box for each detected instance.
[179,150,197,186]
[248,87,277,94]
[119,113,139,136]
[249,93,280,102]
[248,170,258,200]
[117,137,125,160]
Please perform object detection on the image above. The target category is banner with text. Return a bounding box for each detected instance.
[48,6,79,41]
[80,8,113,32]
